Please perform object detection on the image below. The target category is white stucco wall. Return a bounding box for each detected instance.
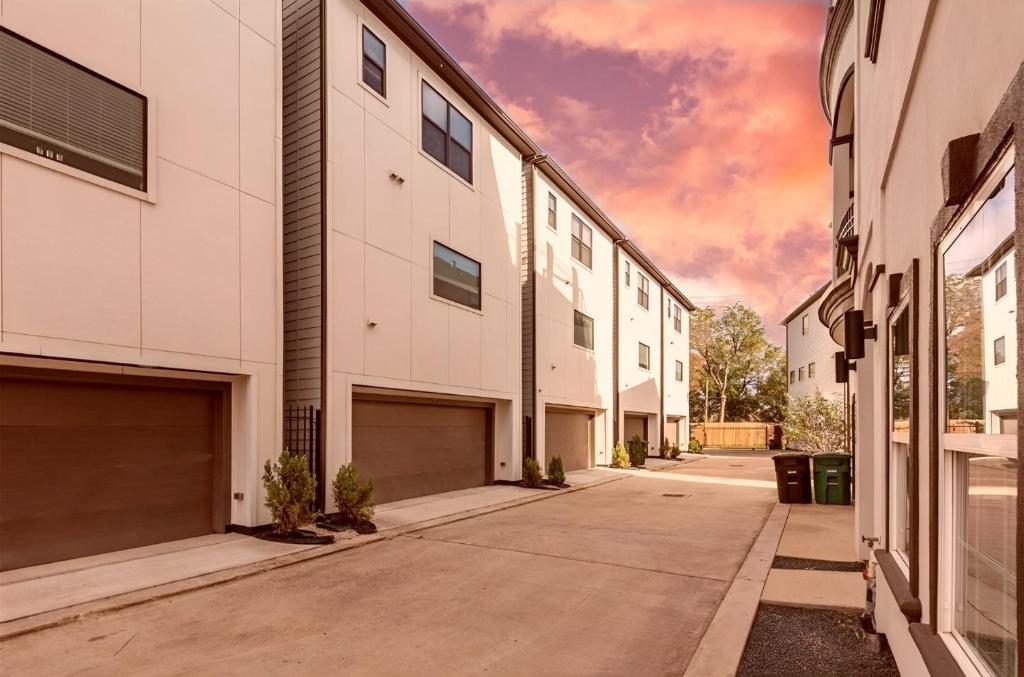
[0,0,284,527]
[617,248,663,448]
[532,170,614,466]
[324,0,522,482]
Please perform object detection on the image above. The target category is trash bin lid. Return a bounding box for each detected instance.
[813,452,850,458]
[772,451,810,458]
[812,453,851,467]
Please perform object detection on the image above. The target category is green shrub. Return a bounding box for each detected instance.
[523,457,543,487]
[688,438,704,454]
[610,442,630,469]
[659,438,672,458]
[547,455,566,486]
[669,444,681,459]
[627,434,647,467]
[331,463,375,528]
[262,448,317,535]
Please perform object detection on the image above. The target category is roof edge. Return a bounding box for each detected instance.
[780,281,830,326]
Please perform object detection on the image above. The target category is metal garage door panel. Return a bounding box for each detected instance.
[544,409,592,472]
[0,374,221,571]
[352,399,490,505]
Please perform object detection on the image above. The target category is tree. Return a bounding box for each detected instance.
[689,303,786,423]
[784,393,846,454]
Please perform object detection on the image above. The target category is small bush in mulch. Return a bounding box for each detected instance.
[260,448,330,544]
[545,455,566,487]
[669,444,682,459]
[627,434,647,467]
[523,457,543,488]
[610,442,630,469]
[688,438,704,454]
[318,463,377,534]
[659,438,672,459]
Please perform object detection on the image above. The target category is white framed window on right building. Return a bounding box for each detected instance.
[937,147,1017,677]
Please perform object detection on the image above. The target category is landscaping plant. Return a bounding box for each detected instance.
[547,455,566,486]
[627,434,647,467]
[688,438,703,454]
[659,438,672,459]
[262,448,317,535]
[610,442,630,469]
[669,444,681,459]
[331,463,375,530]
[523,457,543,487]
[783,393,846,454]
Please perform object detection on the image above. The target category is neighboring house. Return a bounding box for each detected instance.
[817,1,1022,675]
[781,282,843,402]
[0,2,283,571]
[663,292,690,449]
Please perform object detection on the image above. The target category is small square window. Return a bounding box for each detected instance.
[995,261,1008,300]
[574,310,594,350]
[432,241,481,310]
[571,215,592,268]
[639,342,650,370]
[638,275,650,309]
[994,335,1006,365]
[547,192,557,229]
[675,360,684,382]
[362,27,386,97]
[808,362,816,379]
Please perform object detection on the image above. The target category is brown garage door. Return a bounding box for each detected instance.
[624,414,648,447]
[545,408,593,471]
[352,398,491,505]
[0,368,228,571]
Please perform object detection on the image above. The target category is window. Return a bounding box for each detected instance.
[638,274,650,309]
[801,314,809,336]
[547,192,557,229]
[361,26,386,97]
[573,310,594,350]
[624,261,631,287]
[571,215,592,268]
[668,301,672,318]
[808,362,816,379]
[0,27,147,191]
[798,366,804,382]
[675,360,684,382]
[789,370,795,385]
[421,82,472,183]
[432,241,481,310]
[890,303,912,567]
[995,261,1008,300]
[674,305,682,333]
[940,160,1016,677]
[638,343,650,370]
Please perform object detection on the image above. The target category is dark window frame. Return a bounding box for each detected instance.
[421,81,473,184]
[573,310,594,350]
[994,335,1006,365]
[995,260,1008,300]
[638,342,650,370]
[674,305,682,333]
[570,214,592,268]
[638,274,650,309]
[624,260,631,287]
[547,192,557,230]
[361,26,386,97]
[808,362,816,379]
[431,240,482,311]
[675,360,684,382]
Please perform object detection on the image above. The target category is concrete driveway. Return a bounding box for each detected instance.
[0,464,778,676]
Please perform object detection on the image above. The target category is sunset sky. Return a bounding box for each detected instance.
[406,0,833,342]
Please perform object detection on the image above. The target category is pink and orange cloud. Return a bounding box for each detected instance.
[408,0,833,340]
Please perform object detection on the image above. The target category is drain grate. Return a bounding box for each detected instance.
[662,493,690,498]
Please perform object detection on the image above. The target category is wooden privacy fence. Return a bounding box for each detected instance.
[690,422,783,450]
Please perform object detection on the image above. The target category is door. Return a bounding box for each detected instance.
[352,397,491,504]
[665,417,680,448]
[544,408,593,472]
[0,368,227,571]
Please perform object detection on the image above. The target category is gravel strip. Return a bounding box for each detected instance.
[737,603,898,676]
[772,555,865,572]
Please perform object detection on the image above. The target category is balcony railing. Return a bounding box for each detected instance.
[835,203,856,274]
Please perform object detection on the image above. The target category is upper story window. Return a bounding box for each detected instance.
[624,260,631,286]
[432,241,480,310]
[574,310,594,350]
[798,366,805,382]
[801,315,809,335]
[638,274,650,309]
[361,27,386,97]
[995,260,1008,300]
[674,305,682,333]
[994,336,1006,365]
[638,342,650,370]
[675,360,684,382]
[789,370,795,385]
[571,215,592,268]
[808,362,816,379]
[547,192,557,229]
[421,82,472,183]
[0,27,147,192]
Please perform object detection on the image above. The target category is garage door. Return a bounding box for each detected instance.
[624,414,648,447]
[545,408,593,471]
[352,398,491,505]
[0,368,227,571]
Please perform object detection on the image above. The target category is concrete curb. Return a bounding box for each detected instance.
[0,474,626,641]
[682,502,790,677]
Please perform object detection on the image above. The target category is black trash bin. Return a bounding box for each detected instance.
[772,452,812,503]
[812,453,852,505]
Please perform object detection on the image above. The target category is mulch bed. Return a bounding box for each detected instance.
[255,529,334,545]
[493,480,567,490]
[737,603,898,676]
[772,556,865,573]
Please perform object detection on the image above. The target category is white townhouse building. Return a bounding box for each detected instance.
[0,1,283,570]
[817,1,1023,675]
[782,282,844,402]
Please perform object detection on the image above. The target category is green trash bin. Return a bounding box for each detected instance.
[812,453,851,505]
